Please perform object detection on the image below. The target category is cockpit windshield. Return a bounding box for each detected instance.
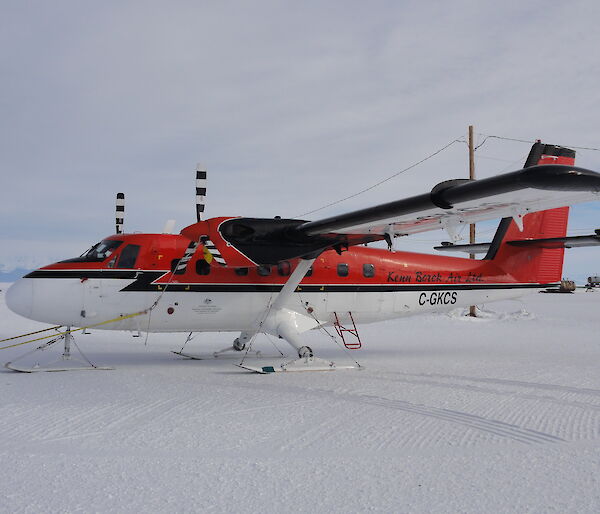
[60,240,123,263]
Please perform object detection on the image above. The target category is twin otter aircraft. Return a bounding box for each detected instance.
[6,141,600,372]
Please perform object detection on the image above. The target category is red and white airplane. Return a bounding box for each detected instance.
[6,141,600,372]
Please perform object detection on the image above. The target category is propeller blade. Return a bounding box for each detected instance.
[196,164,207,222]
[162,219,176,234]
[115,193,125,234]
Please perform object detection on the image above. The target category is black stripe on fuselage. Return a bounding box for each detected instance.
[119,282,556,293]
[22,269,556,292]
[24,270,166,281]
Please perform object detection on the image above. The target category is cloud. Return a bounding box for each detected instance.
[2,0,600,272]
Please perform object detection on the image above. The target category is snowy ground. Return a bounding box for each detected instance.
[1,284,600,513]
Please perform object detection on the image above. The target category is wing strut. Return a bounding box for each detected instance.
[243,257,317,354]
[213,258,318,357]
[271,258,315,311]
[236,257,358,372]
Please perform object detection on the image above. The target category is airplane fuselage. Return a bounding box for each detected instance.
[6,233,550,334]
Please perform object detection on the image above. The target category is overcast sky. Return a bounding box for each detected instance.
[2,0,600,280]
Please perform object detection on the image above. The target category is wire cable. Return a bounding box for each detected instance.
[0,325,62,343]
[296,137,465,218]
[142,251,196,346]
[476,134,600,152]
[296,132,598,220]
[178,332,196,353]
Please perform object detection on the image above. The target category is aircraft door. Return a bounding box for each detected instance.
[81,278,101,320]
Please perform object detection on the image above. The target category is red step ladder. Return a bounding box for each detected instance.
[333,312,362,349]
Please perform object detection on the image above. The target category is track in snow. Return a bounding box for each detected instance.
[2,288,600,512]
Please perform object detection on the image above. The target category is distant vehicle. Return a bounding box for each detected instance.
[587,275,600,286]
[585,275,600,291]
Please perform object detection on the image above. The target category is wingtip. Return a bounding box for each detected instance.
[521,164,600,192]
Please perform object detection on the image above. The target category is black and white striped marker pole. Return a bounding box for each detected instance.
[196,164,207,222]
[115,193,125,234]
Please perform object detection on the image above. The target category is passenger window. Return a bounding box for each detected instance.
[117,245,141,268]
[337,263,349,277]
[278,261,291,276]
[257,265,271,276]
[235,267,249,276]
[195,259,211,276]
[363,263,375,278]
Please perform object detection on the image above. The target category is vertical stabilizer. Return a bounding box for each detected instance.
[488,142,575,284]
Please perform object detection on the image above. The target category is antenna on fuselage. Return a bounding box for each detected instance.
[196,164,207,222]
[115,193,125,234]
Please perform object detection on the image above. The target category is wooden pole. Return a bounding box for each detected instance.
[468,125,477,317]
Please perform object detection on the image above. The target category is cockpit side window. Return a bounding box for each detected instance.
[61,240,123,263]
[117,244,141,268]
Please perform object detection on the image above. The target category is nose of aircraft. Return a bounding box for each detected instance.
[5,279,33,319]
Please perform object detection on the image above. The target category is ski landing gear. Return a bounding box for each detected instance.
[5,327,113,373]
[172,331,281,360]
[239,323,336,373]
[237,351,357,374]
[236,336,358,374]
[237,258,361,374]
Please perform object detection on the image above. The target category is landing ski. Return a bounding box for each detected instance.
[172,350,283,360]
[236,356,360,373]
[5,361,113,373]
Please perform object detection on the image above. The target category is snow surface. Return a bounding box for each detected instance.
[1,283,600,513]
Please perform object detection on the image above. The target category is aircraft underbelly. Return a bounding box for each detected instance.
[20,278,535,332]
[133,287,530,331]
[328,288,531,325]
[326,291,383,313]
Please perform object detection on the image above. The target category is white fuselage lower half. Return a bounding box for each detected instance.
[6,277,536,334]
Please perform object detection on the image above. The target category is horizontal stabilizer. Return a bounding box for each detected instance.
[435,230,600,253]
[507,233,600,249]
[433,242,491,254]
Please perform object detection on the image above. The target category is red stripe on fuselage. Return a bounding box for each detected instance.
[38,233,524,287]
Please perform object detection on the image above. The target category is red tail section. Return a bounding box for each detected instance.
[490,142,575,284]
[492,207,569,283]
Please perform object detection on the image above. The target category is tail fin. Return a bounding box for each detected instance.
[487,142,575,284]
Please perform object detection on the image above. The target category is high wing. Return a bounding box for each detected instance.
[295,165,600,237]
[179,154,600,267]
[207,164,600,264]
